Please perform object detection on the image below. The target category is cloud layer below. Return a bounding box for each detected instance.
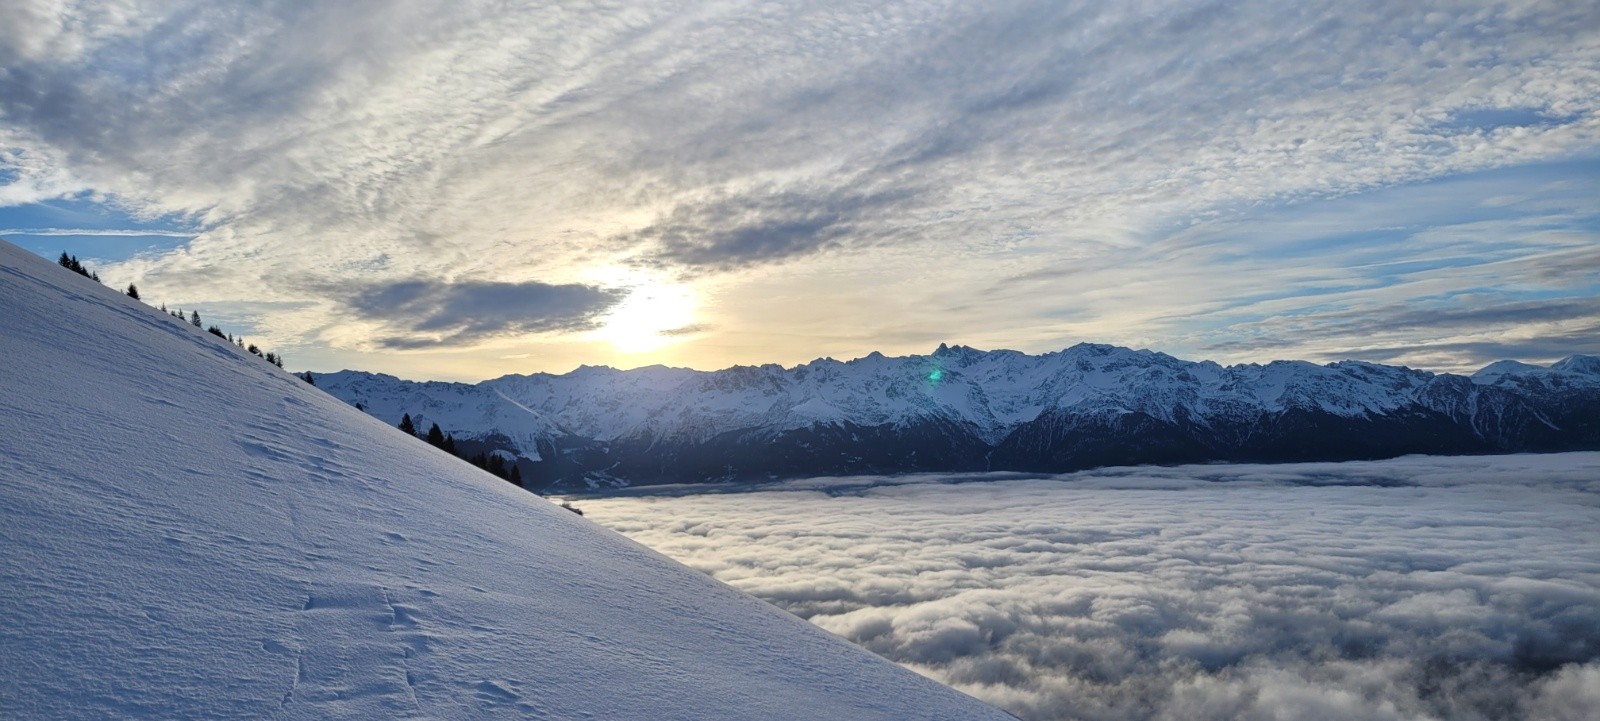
[582,453,1600,721]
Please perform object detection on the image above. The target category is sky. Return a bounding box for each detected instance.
[1,0,1597,380]
[580,453,1600,721]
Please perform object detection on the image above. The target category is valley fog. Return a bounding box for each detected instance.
[581,453,1600,721]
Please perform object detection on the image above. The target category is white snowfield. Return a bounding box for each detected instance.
[0,239,1013,720]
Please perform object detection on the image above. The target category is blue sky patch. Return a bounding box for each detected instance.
[0,196,198,263]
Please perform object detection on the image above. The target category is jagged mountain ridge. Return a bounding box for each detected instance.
[318,343,1600,490]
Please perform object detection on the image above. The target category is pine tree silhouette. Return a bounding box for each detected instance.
[399,413,418,436]
[125,283,140,300]
[57,252,94,279]
[426,423,445,448]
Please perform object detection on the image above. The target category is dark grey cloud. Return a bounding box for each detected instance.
[349,278,622,349]
[631,186,916,271]
[1300,297,1599,336]
[582,453,1600,721]
[659,323,711,337]
[1529,245,1600,282]
[1329,329,1600,368]
[1203,294,1600,372]
[1203,297,1600,348]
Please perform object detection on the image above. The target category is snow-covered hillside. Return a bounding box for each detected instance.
[319,342,1600,489]
[0,239,1012,719]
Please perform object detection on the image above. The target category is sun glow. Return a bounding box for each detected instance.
[596,280,698,354]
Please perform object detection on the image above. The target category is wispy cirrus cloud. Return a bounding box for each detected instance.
[0,227,196,237]
[0,1,1597,377]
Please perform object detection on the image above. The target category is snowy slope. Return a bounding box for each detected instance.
[308,371,569,462]
[0,240,1012,720]
[318,341,1600,488]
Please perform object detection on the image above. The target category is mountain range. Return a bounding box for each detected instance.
[318,344,1600,491]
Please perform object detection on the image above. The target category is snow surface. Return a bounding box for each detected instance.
[0,239,1011,720]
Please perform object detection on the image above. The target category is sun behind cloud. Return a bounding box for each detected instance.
[595,279,698,354]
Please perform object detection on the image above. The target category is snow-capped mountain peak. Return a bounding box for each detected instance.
[316,342,1600,490]
[1552,354,1600,376]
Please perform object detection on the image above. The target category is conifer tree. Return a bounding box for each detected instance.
[399,413,417,436]
[190,310,202,327]
[125,283,140,300]
[300,371,315,385]
[57,252,94,279]
[426,423,445,448]
[508,465,523,487]
[442,434,456,455]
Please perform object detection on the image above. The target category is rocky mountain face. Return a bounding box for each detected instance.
[316,344,1600,491]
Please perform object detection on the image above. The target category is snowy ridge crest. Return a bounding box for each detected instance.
[318,343,1600,489]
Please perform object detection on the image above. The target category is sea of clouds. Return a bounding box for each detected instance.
[580,453,1600,721]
